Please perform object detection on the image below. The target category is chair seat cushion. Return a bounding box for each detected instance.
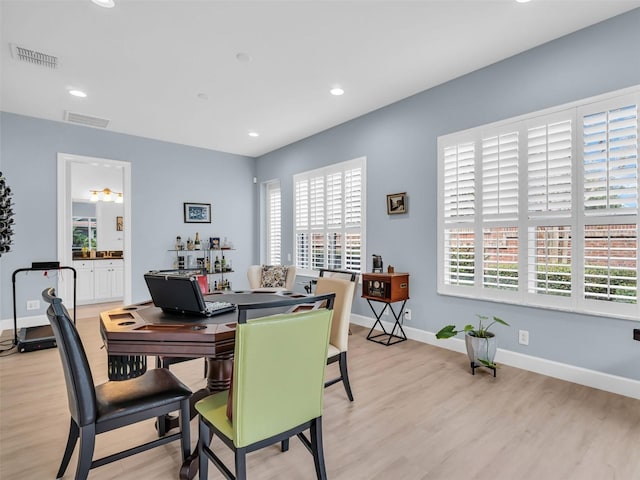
[95,368,192,425]
[195,391,234,441]
[327,343,340,359]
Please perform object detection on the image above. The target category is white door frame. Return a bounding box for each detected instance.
[56,153,132,306]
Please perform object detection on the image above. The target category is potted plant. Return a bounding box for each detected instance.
[436,314,509,375]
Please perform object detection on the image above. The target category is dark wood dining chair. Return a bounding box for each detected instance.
[42,288,192,480]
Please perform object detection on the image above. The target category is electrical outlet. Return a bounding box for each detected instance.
[26,300,40,311]
[404,309,412,321]
[518,329,529,346]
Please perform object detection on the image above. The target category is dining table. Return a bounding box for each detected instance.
[100,289,335,480]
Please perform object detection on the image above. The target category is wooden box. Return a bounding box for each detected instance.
[362,273,409,303]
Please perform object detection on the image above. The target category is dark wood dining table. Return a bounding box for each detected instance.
[99,289,334,480]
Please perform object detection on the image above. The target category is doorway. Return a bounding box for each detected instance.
[56,153,132,306]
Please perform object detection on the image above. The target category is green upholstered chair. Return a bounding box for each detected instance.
[195,308,333,480]
[314,275,357,401]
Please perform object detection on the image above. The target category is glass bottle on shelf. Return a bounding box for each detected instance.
[221,255,226,272]
[194,232,201,250]
[205,256,211,273]
[214,255,221,273]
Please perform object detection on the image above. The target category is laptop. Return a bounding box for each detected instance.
[144,272,236,317]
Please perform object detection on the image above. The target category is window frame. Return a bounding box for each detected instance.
[437,85,640,321]
[293,157,366,277]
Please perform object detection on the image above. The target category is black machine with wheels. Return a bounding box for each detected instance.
[12,262,76,353]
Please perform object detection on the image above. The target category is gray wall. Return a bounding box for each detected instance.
[0,114,256,321]
[256,9,640,380]
[1,9,639,381]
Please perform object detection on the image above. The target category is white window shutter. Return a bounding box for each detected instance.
[528,119,572,216]
[583,103,638,215]
[443,143,475,222]
[266,182,281,265]
[482,132,519,220]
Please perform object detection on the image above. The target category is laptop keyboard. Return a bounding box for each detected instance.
[204,301,236,316]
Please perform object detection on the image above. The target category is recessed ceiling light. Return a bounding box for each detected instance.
[330,87,345,96]
[91,0,115,7]
[248,132,259,137]
[515,0,531,3]
[68,89,87,98]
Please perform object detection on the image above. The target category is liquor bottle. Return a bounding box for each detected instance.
[221,255,226,272]
[194,232,201,250]
[214,255,221,273]
[205,256,211,273]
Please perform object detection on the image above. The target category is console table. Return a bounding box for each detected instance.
[362,272,409,346]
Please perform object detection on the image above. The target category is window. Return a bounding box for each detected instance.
[294,157,366,274]
[265,181,281,265]
[72,217,97,252]
[438,86,639,320]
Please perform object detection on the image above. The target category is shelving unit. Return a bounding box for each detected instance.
[168,248,235,291]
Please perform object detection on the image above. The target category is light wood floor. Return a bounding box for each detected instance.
[1,303,639,480]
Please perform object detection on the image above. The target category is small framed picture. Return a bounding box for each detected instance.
[116,216,123,231]
[184,202,211,223]
[387,192,407,215]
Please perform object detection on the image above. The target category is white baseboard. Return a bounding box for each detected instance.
[0,314,49,333]
[350,314,640,400]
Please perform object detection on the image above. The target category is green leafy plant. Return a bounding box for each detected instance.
[436,314,509,368]
[436,314,509,339]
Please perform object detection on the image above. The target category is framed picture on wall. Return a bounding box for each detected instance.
[387,192,407,215]
[184,202,211,223]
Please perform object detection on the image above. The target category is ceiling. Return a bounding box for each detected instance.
[1,1,639,158]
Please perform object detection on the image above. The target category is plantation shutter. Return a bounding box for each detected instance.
[309,176,325,228]
[583,103,638,215]
[528,119,573,216]
[481,131,519,291]
[295,179,310,269]
[293,157,366,274]
[482,132,519,220]
[442,142,476,287]
[266,181,281,265]
[443,143,475,222]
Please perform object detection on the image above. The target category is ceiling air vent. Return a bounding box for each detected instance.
[64,111,110,129]
[10,43,58,69]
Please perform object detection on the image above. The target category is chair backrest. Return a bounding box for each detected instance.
[247,265,296,290]
[42,288,97,427]
[319,268,360,302]
[313,276,355,352]
[232,309,332,448]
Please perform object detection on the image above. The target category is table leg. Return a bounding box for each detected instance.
[366,299,408,346]
[179,352,234,480]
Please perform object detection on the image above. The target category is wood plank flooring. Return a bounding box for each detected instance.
[1,303,639,480]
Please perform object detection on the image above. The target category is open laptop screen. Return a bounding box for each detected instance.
[144,272,206,316]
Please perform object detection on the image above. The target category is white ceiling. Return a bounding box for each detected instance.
[1,0,639,158]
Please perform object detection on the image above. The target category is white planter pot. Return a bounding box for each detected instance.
[464,332,497,370]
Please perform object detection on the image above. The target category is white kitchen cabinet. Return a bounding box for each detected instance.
[94,260,124,301]
[72,259,123,304]
[73,260,95,304]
